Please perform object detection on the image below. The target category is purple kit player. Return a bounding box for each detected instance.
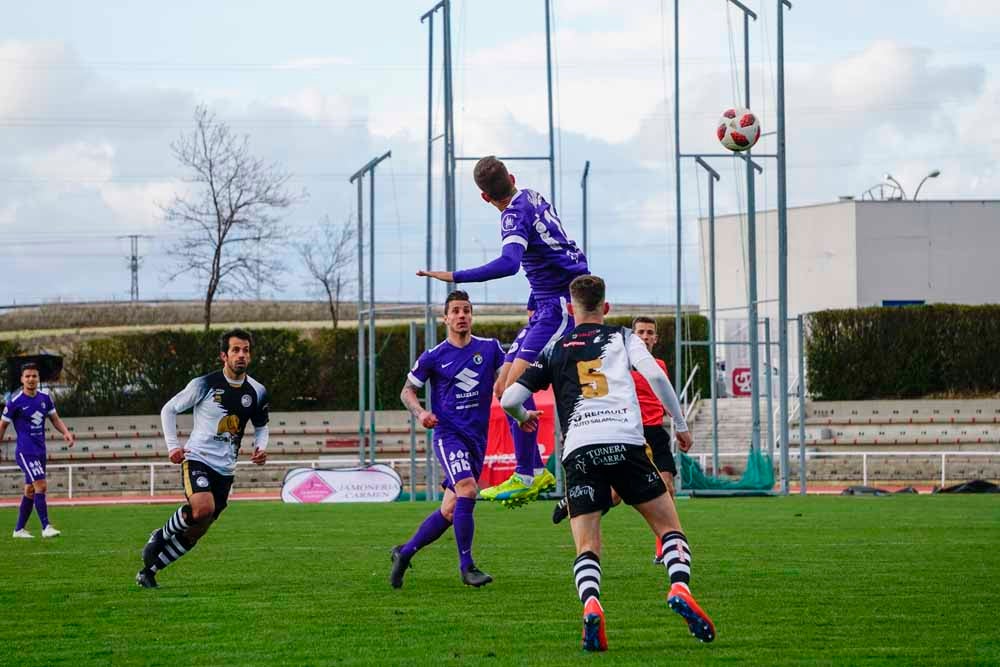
[418,156,589,506]
[391,290,505,589]
[1,362,76,539]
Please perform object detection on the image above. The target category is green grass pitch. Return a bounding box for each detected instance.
[2,496,998,666]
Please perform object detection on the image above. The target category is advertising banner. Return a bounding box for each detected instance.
[281,464,402,503]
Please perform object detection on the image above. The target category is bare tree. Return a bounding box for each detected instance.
[297,216,356,329]
[162,105,305,329]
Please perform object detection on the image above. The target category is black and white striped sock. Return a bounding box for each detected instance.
[149,534,195,573]
[574,551,602,605]
[661,531,692,589]
[161,505,191,540]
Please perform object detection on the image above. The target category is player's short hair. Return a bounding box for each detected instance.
[444,290,472,313]
[632,316,657,329]
[473,156,515,201]
[20,362,39,375]
[569,275,606,313]
[219,328,254,354]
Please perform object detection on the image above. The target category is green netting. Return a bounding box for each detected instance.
[679,448,775,490]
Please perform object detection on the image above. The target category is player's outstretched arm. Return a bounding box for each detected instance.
[500,383,542,431]
[401,380,437,429]
[451,243,524,284]
[416,270,453,283]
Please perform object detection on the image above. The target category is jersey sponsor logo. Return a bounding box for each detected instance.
[569,484,595,503]
[216,414,240,436]
[448,449,472,476]
[30,411,45,428]
[563,341,585,347]
[441,361,454,368]
[195,475,210,488]
[454,368,480,392]
[241,394,252,408]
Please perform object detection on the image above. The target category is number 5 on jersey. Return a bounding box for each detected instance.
[577,360,609,398]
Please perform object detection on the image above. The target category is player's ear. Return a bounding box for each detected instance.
[509,173,516,187]
[603,302,611,315]
[480,192,491,204]
[567,302,575,318]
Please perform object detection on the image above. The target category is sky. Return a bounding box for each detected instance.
[2,0,998,308]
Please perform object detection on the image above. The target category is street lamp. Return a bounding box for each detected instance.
[883,173,907,200]
[913,169,942,200]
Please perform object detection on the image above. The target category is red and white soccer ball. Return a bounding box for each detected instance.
[717,108,761,152]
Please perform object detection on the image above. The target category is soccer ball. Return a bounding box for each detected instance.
[717,108,761,152]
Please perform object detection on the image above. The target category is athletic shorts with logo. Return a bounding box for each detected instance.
[564,443,667,517]
[505,295,572,364]
[182,459,234,518]
[433,432,485,491]
[644,425,677,475]
[16,452,46,483]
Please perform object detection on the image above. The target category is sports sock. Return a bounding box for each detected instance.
[15,495,34,531]
[33,493,49,528]
[400,509,452,557]
[661,530,692,589]
[148,533,195,573]
[453,497,476,571]
[574,551,602,605]
[510,395,540,479]
[161,505,192,540]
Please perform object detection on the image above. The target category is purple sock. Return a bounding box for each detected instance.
[401,509,452,557]
[15,495,34,531]
[34,493,50,528]
[510,395,540,476]
[453,496,476,571]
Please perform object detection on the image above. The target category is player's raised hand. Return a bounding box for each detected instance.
[169,449,186,464]
[251,448,267,465]
[416,269,454,283]
[418,410,438,429]
[676,430,693,453]
[518,410,543,432]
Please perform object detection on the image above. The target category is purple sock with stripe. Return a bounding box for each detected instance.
[15,495,34,531]
[453,496,476,571]
[34,493,50,528]
[401,509,452,557]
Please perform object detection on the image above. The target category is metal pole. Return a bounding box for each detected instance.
[765,317,774,460]
[443,0,456,282]
[797,313,807,495]
[369,169,377,466]
[409,321,418,502]
[356,176,366,466]
[545,0,556,206]
[581,160,590,257]
[424,8,435,354]
[778,0,793,499]
[747,162,761,452]
[696,157,721,474]
[673,0,683,394]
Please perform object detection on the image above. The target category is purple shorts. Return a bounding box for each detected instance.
[505,295,574,364]
[17,452,46,483]
[433,433,485,491]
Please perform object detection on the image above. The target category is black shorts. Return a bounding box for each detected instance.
[643,425,677,475]
[182,459,234,519]
[564,443,667,517]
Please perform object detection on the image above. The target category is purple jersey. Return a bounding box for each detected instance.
[407,336,505,443]
[500,189,588,298]
[1,390,56,457]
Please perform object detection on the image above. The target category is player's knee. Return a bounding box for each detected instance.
[23,485,34,498]
[190,502,215,524]
[453,478,478,499]
[33,480,47,494]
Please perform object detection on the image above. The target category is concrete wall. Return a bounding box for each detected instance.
[855,201,1000,307]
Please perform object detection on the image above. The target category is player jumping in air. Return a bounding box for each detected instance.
[391,290,505,589]
[418,156,588,507]
[135,329,269,588]
[502,275,715,650]
[551,316,692,563]
[2,362,76,538]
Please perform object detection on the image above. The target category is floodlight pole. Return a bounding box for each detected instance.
[350,150,392,468]
[581,160,590,257]
[777,0,793,495]
[694,157,721,473]
[545,0,556,207]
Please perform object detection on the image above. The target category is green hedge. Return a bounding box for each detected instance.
[53,314,708,416]
[805,304,1000,400]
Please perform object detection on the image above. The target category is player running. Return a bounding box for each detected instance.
[2,362,76,538]
[135,329,269,588]
[501,275,715,650]
[552,316,690,563]
[418,156,588,507]
[391,290,505,589]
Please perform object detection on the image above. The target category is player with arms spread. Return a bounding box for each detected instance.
[391,290,505,589]
[135,328,269,588]
[418,156,589,506]
[2,362,76,539]
[501,275,715,651]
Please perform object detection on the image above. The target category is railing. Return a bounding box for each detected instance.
[691,450,999,487]
[0,458,418,500]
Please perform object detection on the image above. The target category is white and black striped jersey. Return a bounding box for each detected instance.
[161,370,269,476]
[516,323,654,459]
